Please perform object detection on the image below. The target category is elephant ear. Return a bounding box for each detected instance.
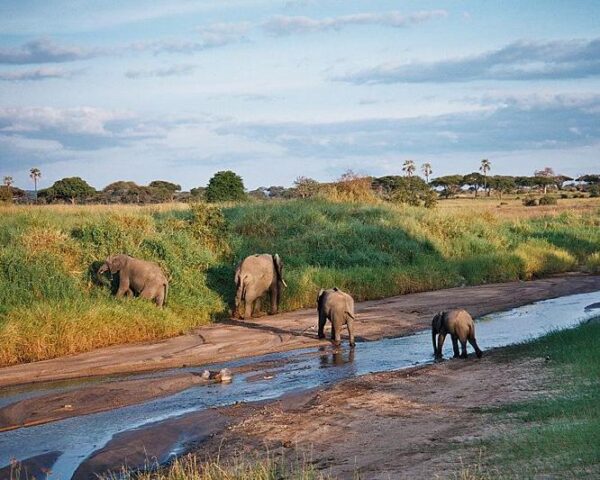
[108,255,126,274]
[316,288,325,308]
[273,254,288,287]
[431,312,444,331]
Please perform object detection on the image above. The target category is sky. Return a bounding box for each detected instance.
[0,0,599,191]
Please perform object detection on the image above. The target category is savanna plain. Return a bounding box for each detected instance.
[1,196,600,479]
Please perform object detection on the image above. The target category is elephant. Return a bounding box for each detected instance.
[431,309,482,359]
[317,287,356,347]
[98,254,169,307]
[234,253,287,319]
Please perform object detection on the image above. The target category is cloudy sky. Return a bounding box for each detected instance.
[1,0,599,190]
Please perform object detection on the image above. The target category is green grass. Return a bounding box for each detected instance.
[1,199,599,365]
[463,320,600,478]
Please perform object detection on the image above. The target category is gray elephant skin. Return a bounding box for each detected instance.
[431,309,482,359]
[317,287,356,347]
[98,254,169,307]
[234,253,287,319]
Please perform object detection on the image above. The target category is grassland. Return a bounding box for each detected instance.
[464,318,600,479]
[0,198,599,366]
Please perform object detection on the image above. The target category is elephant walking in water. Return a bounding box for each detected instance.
[431,309,482,359]
[234,253,287,319]
[317,287,356,347]
[98,254,169,307]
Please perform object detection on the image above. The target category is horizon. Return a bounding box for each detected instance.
[1,1,599,190]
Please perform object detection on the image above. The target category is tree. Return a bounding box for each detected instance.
[372,175,436,207]
[292,176,321,199]
[430,175,464,198]
[421,163,433,183]
[29,168,41,199]
[102,181,143,203]
[462,172,485,197]
[402,160,416,177]
[479,159,491,196]
[148,180,181,202]
[533,168,556,194]
[39,177,96,204]
[488,176,516,200]
[205,171,246,203]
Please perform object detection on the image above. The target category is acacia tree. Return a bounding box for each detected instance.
[39,177,96,204]
[30,168,41,199]
[421,163,433,183]
[205,171,246,203]
[1,176,14,203]
[479,159,492,196]
[402,160,416,177]
[463,172,485,197]
[534,167,556,194]
[293,176,320,199]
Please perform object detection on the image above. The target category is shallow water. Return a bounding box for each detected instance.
[1,291,599,479]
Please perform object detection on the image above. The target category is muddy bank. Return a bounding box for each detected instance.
[1,274,598,389]
[193,350,550,479]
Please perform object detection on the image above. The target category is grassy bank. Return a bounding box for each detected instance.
[464,319,600,478]
[1,199,599,365]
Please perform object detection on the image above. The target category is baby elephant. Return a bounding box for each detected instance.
[98,254,169,307]
[432,309,482,359]
[317,287,356,347]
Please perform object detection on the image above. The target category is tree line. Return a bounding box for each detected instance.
[1,162,599,205]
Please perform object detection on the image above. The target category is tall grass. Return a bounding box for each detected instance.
[465,319,600,478]
[99,452,332,480]
[0,200,599,365]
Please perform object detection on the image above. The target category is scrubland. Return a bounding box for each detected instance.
[0,198,599,366]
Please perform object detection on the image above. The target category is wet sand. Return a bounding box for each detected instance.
[1,274,599,433]
[2,273,598,390]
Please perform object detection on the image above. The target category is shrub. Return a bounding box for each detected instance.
[321,171,379,204]
[523,196,538,207]
[538,195,558,206]
[560,193,570,199]
[205,171,246,203]
[589,185,600,198]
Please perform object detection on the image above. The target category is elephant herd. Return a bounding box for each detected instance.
[98,252,483,359]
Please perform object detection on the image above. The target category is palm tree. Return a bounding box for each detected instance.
[421,163,433,183]
[402,160,416,178]
[3,176,13,201]
[479,159,491,196]
[30,168,41,199]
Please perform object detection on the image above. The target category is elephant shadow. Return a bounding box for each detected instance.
[88,260,120,295]
[206,263,237,318]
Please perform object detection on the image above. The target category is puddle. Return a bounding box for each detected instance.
[1,290,599,479]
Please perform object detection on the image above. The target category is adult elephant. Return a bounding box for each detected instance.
[234,253,287,319]
[98,254,169,307]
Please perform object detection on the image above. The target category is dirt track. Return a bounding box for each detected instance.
[2,273,599,390]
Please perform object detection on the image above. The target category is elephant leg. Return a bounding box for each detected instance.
[451,335,460,358]
[116,278,131,298]
[347,318,355,348]
[436,333,447,358]
[469,337,483,358]
[253,297,262,316]
[243,295,254,319]
[318,311,327,339]
[332,317,342,346]
[154,287,165,307]
[270,284,279,315]
[460,340,468,358]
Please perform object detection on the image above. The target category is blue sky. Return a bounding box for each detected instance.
[1,0,599,190]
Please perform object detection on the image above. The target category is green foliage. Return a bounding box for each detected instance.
[0,200,598,365]
[474,320,600,477]
[538,195,558,205]
[372,176,437,207]
[430,175,464,198]
[205,170,246,203]
[589,184,600,197]
[39,177,96,204]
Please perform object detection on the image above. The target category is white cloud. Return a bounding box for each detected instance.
[0,38,98,65]
[0,66,79,81]
[337,37,600,83]
[125,64,196,79]
[263,10,448,36]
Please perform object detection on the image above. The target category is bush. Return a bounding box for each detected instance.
[589,185,600,198]
[560,193,570,199]
[538,195,558,205]
[205,171,246,203]
[523,196,538,207]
